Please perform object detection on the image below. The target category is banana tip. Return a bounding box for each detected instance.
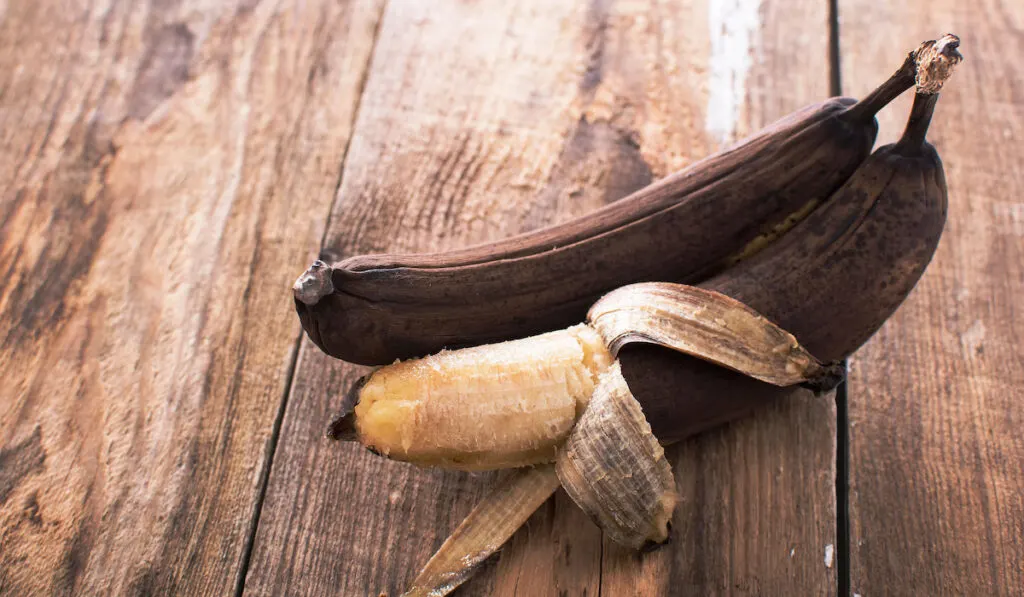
[326,413,357,441]
[799,362,846,395]
[326,374,369,441]
[294,260,335,305]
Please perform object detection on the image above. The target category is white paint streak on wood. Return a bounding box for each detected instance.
[706,0,762,143]
[993,201,1024,236]
[960,319,986,357]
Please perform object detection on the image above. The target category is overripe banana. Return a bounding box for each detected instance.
[388,282,842,597]
[294,51,926,366]
[328,34,962,597]
[630,34,960,443]
[332,284,840,471]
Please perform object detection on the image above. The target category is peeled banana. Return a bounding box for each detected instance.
[343,325,612,471]
[332,283,841,471]
[318,35,962,597]
[355,282,842,597]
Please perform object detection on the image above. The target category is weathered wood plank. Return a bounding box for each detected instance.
[602,394,838,596]
[245,2,618,594]
[598,0,840,594]
[247,1,838,595]
[839,3,1024,595]
[0,1,383,594]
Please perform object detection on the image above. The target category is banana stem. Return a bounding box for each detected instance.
[842,53,917,123]
[914,34,963,94]
[895,34,962,152]
[842,33,962,124]
[896,92,940,151]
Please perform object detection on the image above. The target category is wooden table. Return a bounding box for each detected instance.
[2,1,1021,595]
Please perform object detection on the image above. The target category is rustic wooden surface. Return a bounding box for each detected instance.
[0,0,383,594]
[1,1,1020,596]
[840,2,1024,596]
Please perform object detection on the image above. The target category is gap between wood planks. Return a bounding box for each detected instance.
[232,3,390,596]
[828,0,853,593]
[234,1,853,594]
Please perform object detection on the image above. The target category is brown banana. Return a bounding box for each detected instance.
[627,34,961,443]
[294,54,925,366]
[330,41,960,458]
[329,35,962,597]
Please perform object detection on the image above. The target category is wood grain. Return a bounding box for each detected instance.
[602,393,838,596]
[0,1,383,594]
[247,1,838,595]
[599,0,841,594]
[840,3,1024,595]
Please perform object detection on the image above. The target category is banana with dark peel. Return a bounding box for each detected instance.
[630,34,961,444]
[333,35,962,597]
[294,53,927,366]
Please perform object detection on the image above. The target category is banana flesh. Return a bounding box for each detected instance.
[350,324,613,471]
[556,362,677,550]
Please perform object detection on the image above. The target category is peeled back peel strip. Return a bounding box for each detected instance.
[400,464,560,597]
[587,283,844,392]
[555,362,678,550]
